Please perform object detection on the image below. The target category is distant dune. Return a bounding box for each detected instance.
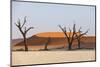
[12,39,23,45]
[12,32,96,51]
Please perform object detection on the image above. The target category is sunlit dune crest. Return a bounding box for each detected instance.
[35,32,80,37]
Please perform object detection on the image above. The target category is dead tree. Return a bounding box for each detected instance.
[58,24,76,50]
[44,37,51,50]
[15,16,34,51]
[75,27,89,49]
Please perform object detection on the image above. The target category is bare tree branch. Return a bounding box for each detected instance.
[21,16,27,28]
[69,27,71,38]
[64,26,66,32]
[73,24,76,32]
[78,27,82,33]
[70,24,76,42]
[25,27,34,34]
[15,23,19,27]
[58,25,65,32]
[18,18,21,27]
[79,29,89,37]
[58,25,69,40]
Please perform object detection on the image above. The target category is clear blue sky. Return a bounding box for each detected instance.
[12,1,95,39]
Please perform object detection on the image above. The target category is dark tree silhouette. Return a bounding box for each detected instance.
[15,16,34,51]
[58,24,76,50]
[44,37,51,50]
[75,27,89,49]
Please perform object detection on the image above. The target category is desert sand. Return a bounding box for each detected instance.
[12,32,96,66]
[12,50,95,66]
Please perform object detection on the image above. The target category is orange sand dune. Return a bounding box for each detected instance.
[36,32,80,37]
[12,32,95,51]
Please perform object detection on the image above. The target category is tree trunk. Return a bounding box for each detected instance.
[66,38,72,50]
[24,35,28,51]
[44,38,50,50]
[44,43,48,50]
[68,41,72,50]
[44,39,48,50]
[78,39,81,49]
[68,44,71,50]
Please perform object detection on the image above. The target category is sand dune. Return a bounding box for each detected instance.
[12,32,96,51]
[12,39,23,45]
[36,32,80,37]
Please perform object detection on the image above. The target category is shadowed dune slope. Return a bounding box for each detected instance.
[12,39,23,45]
